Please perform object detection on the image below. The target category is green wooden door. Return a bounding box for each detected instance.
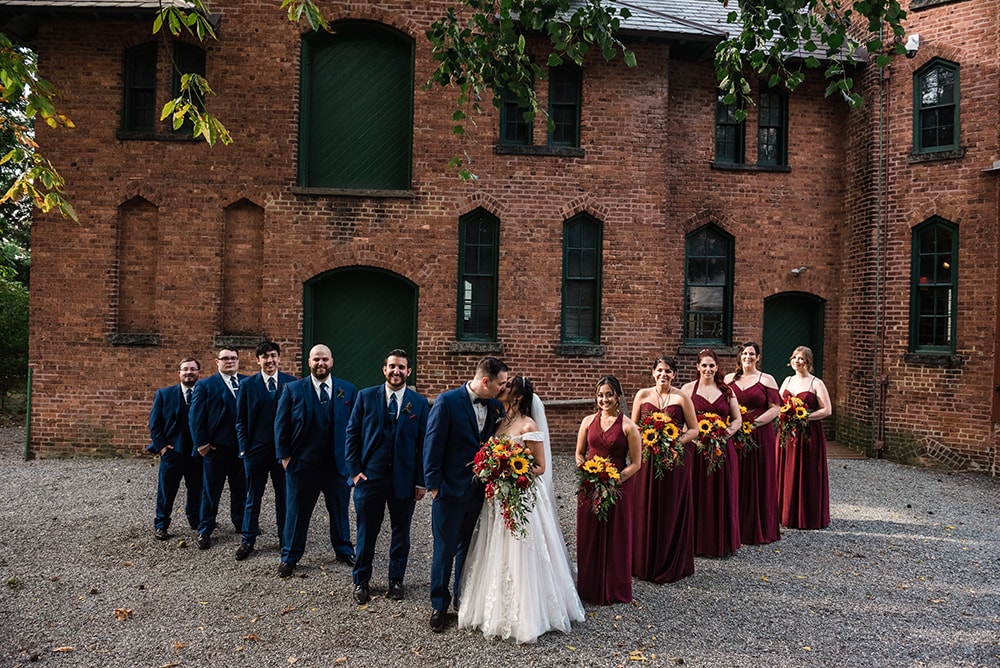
[761,292,825,382]
[303,268,418,389]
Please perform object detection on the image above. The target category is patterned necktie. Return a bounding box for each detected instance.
[267,377,276,394]
[230,376,239,393]
[388,392,398,422]
[319,382,329,404]
[185,388,193,405]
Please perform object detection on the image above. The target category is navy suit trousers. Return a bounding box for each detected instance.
[154,448,203,531]
[281,458,354,566]
[429,484,484,612]
[241,455,286,548]
[198,446,247,536]
[352,477,415,585]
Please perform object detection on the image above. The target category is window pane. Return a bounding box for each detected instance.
[911,219,956,351]
[714,95,744,164]
[459,211,498,340]
[562,217,601,343]
[685,226,731,343]
[548,65,581,147]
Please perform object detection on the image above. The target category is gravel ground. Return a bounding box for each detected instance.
[1,426,998,668]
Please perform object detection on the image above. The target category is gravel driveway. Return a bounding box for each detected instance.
[1,427,997,667]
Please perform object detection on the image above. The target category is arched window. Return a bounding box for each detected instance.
[684,224,733,345]
[910,217,958,353]
[457,208,499,341]
[561,214,603,343]
[913,59,960,154]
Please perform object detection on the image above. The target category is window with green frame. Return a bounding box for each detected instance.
[562,214,602,343]
[910,217,957,353]
[299,21,414,189]
[457,209,499,341]
[548,64,582,148]
[714,94,744,164]
[499,85,533,146]
[684,225,733,345]
[757,88,787,166]
[914,59,960,154]
[122,42,157,132]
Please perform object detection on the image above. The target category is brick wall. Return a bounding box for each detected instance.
[23,1,999,470]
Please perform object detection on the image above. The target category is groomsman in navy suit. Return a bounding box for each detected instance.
[147,357,203,540]
[346,349,429,604]
[189,346,248,550]
[424,357,508,632]
[234,341,297,561]
[274,343,356,577]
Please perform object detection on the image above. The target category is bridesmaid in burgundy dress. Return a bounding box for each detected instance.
[777,346,831,529]
[724,342,781,545]
[575,375,642,605]
[630,356,699,583]
[680,349,742,557]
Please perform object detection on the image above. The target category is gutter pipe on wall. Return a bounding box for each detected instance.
[23,367,32,461]
[871,27,889,459]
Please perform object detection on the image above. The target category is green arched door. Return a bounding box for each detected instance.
[761,292,825,382]
[303,267,418,388]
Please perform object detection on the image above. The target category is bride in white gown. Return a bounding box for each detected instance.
[458,376,585,643]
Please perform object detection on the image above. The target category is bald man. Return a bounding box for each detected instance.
[274,344,357,577]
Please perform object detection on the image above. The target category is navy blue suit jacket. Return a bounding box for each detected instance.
[236,371,297,463]
[423,384,503,501]
[147,384,194,456]
[346,385,429,498]
[189,372,248,452]
[275,375,355,474]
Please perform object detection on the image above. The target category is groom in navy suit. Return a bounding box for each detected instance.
[234,341,297,561]
[189,346,248,549]
[424,357,508,632]
[274,343,356,577]
[346,349,429,604]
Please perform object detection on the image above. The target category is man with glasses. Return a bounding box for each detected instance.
[190,347,248,550]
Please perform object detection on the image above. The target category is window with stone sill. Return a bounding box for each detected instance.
[913,59,960,156]
[909,217,958,355]
[457,208,499,343]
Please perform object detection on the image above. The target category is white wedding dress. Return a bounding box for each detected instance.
[458,425,585,643]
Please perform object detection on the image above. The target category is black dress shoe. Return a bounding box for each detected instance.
[197,534,211,550]
[277,562,295,577]
[387,579,404,601]
[335,554,356,567]
[353,583,370,605]
[153,528,170,541]
[429,609,447,633]
[234,543,254,561]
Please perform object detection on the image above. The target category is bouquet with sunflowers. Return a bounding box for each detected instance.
[638,410,684,478]
[778,393,810,448]
[732,404,758,455]
[695,411,729,474]
[576,456,622,521]
[472,434,538,537]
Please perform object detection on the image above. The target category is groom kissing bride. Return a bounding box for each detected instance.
[423,357,509,633]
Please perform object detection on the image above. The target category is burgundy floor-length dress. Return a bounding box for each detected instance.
[777,389,830,529]
[632,402,694,583]
[690,391,740,557]
[732,381,781,545]
[577,412,634,605]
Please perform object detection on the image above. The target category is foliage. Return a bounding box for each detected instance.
[425,0,635,179]
[716,0,908,117]
[0,276,28,407]
[0,34,76,222]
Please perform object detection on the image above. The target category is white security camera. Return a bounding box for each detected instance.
[905,34,920,59]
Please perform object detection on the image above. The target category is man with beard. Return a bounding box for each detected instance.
[274,344,356,577]
[147,358,203,540]
[346,349,429,604]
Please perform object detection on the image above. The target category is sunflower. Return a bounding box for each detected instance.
[642,429,659,446]
[607,468,621,481]
[509,455,530,476]
[698,418,713,434]
[582,459,600,474]
[780,402,791,413]
[663,422,680,440]
[795,405,809,420]
[742,421,754,434]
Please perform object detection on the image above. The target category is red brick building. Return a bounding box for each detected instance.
[2,0,997,471]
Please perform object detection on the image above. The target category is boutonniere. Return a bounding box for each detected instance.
[336,387,345,400]
[403,402,412,414]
